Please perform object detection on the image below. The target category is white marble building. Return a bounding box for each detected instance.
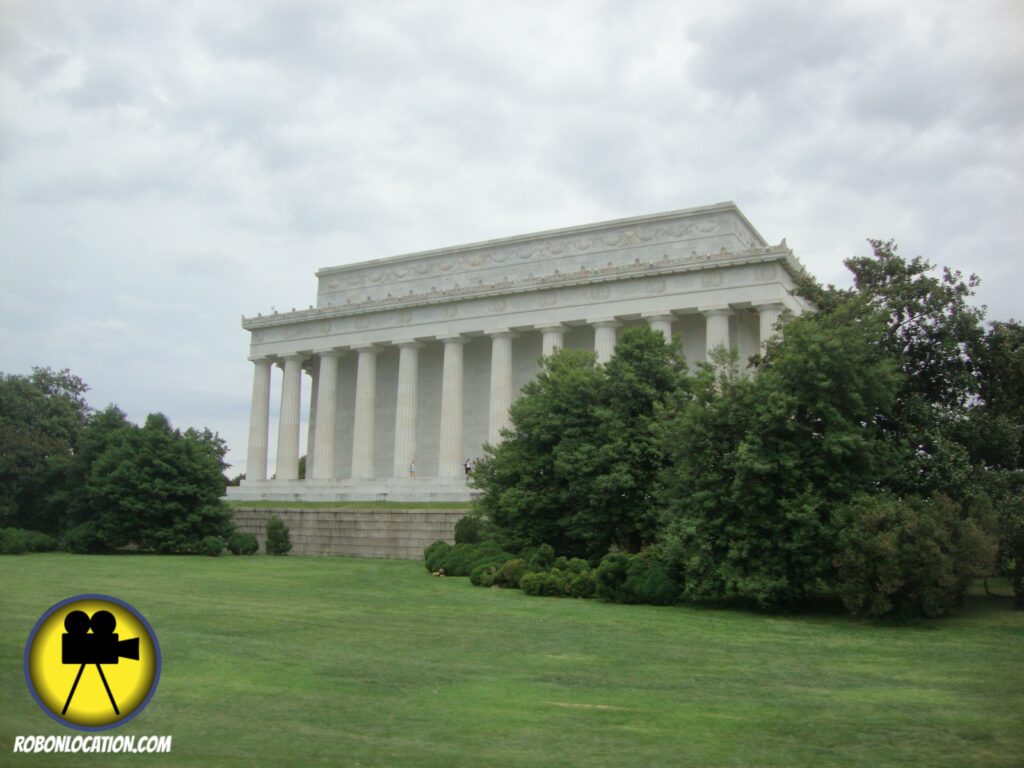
[228,202,808,502]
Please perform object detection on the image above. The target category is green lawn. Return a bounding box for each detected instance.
[2,554,1021,767]
[224,500,473,509]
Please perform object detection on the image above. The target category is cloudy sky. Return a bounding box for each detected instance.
[2,0,1021,473]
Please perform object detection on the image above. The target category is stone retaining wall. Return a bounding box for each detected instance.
[231,507,466,559]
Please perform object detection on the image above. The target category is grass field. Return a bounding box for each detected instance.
[2,554,1022,767]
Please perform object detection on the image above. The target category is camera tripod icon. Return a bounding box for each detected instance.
[61,609,139,716]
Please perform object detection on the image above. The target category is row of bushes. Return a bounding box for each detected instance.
[424,538,680,605]
[436,492,995,619]
[2,516,294,558]
[199,533,260,556]
[0,527,61,555]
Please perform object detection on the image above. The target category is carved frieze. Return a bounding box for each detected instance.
[701,272,724,288]
[318,211,734,291]
[644,278,667,295]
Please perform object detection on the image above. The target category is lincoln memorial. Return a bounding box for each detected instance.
[227,201,808,502]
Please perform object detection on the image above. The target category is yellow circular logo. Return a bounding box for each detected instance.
[24,595,161,731]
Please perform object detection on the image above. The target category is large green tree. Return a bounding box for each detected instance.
[660,301,902,607]
[967,320,1024,605]
[0,368,90,532]
[798,240,988,499]
[474,326,688,559]
[82,413,234,553]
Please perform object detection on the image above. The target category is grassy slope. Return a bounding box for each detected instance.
[1,554,1021,768]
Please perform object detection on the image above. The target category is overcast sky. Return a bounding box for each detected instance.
[2,0,1021,473]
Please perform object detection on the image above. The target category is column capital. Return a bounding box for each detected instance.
[248,355,274,364]
[393,339,425,349]
[351,344,379,354]
[588,318,621,328]
[485,328,518,339]
[274,353,306,370]
[439,335,467,345]
[699,304,734,318]
[314,348,344,359]
[538,323,565,333]
[642,312,675,322]
[753,301,786,313]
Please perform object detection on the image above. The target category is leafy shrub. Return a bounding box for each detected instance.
[520,571,574,597]
[563,558,591,575]
[227,532,259,555]
[470,563,500,587]
[423,540,513,577]
[835,493,998,619]
[569,570,597,598]
[500,558,528,588]
[0,528,27,555]
[454,515,484,545]
[528,543,555,570]
[62,521,107,554]
[23,530,59,552]
[265,515,292,556]
[200,535,224,556]
[424,540,451,572]
[594,553,631,600]
[595,550,680,605]
[0,528,59,554]
[444,544,490,575]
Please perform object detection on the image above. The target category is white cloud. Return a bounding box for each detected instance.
[1,0,1021,471]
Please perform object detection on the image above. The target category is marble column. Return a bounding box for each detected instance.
[541,325,565,357]
[304,358,319,477]
[351,346,378,479]
[701,305,733,359]
[488,331,515,444]
[393,342,421,478]
[592,320,620,363]
[245,358,273,481]
[275,354,304,481]
[438,337,465,478]
[646,314,674,341]
[756,302,785,348]
[311,351,340,480]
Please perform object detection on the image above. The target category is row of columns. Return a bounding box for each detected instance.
[245,304,786,482]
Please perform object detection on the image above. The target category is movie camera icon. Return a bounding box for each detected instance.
[61,609,139,716]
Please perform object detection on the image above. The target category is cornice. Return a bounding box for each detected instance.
[242,244,800,331]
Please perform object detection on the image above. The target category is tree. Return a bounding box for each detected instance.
[835,493,997,618]
[967,320,1024,605]
[43,405,133,534]
[0,368,90,532]
[473,326,689,559]
[83,413,234,553]
[797,240,987,500]
[660,301,902,607]
[569,325,689,554]
[473,348,606,557]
